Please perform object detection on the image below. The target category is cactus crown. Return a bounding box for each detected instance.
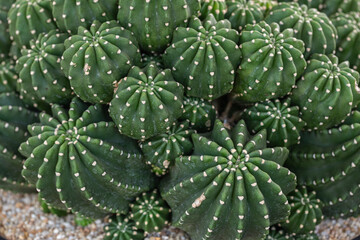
[104,214,144,240]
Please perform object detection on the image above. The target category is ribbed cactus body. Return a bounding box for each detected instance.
[117,0,200,54]
[109,63,184,140]
[52,0,118,34]
[0,61,18,93]
[163,14,241,100]
[323,0,360,16]
[40,197,68,217]
[265,3,337,58]
[160,119,296,240]
[266,227,292,240]
[19,97,156,218]
[61,20,141,104]
[243,98,306,147]
[16,30,72,106]
[200,0,227,20]
[104,214,144,240]
[278,0,324,9]
[233,21,306,103]
[8,0,57,48]
[291,54,360,130]
[0,4,11,60]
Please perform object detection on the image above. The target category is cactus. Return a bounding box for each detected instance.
[109,63,184,140]
[0,92,38,192]
[265,3,337,58]
[74,215,94,227]
[61,20,142,104]
[129,189,171,233]
[163,14,241,100]
[19,97,156,218]
[277,0,324,10]
[0,3,11,60]
[200,0,227,20]
[160,119,296,240]
[225,0,264,31]
[233,21,306,103]
[331,12,360,71]
[249,0,278,14]
[8,0,57,48]
[141,54,164,68]
[266,226,292,240]
[104,214,144,240]
[243,98,306,148]
[0,61,19,93]
[322,0,360,16]
[51,0,118,35]
[291,54,360,130]
[140,122,195,176]
[40,196,68,217]
[16,30,73,106]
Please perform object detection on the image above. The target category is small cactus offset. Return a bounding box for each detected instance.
[129,189,171,233]
[117,0,200,54]
[266,226,292,240]
[140,122,195,176]
[200,0,227,20]
[291,54,360,130]
[104,214,144,240]
[74,215,94,227]
[0,61,19,93]
[233,21,306,103]
[109,63,184,140]
[160,119,296,240]
[19,97,156,218]
[61,20,142,104]
[163,14,241,100]
[243,98,306,148]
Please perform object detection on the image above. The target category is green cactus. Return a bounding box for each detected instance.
[0,61,19,93]
[322,0,360,16]
[249,0,278,14]
[8,0,57,48]
[277,0,324,10]
[104,214,144,240]
[117,0,200,54]
[40,196,68,217]
[109,63,184,140]
[225,0,264,31]
[291,54,360,130]
[0,92,38,192]
[265,3,337,58]
[266,226,292,240]
[160,119,296,240]
[0,3,12,60]
[243,98,306,148]
[163,14,241,100]
[331,12,360,71]
[200,0,227,20]
[129,189,171,233]
[51,0,118,35]
[74,215,94,227]
[16,30,73,106]
[141,54,164,68]
[19,97,156,218]
[61,20,142,104]
[233,21,306,103]
[140,122,195,176]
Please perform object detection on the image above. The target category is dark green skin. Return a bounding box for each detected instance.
[40,197,68,217]
[322,0,360,16]
[277,0,324,10]
[0,7,11,60]
[0,61,19,93]
[200,0,227,20]
[104,214,144,240]
[74,215,94,227]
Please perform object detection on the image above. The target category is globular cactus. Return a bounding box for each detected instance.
[243,98,306,148]
[265,3,337,58]
[109,63,184,140]
[233,21,306,103]
[0,61,19,93]
[140,122,194,176]
[277,0,324,10]
[322,0,360,16]
[291,54,360,130]
[141,54,164,68]
[200,0,227,20]
[179,96,217,132]
[61,20,141,104]
[16,30,73,106]
[51,0,118,35]
[104,214,144,240]
[19,97,156,218]
[331,12,360,71]
[266,226,292,240]
[249,0,278,14]
[0,2,12,60]
[225,0,264,31]
[8,0,57,48]
[163,14,241,100]
[0,92,38,192]
[160,119,296,240]
[129,189,171,233]
[117,0,200,54]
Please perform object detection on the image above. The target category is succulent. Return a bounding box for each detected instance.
[109,63,184,140]
[8,0,57,48]
[129,189,171,233]
[179,96,217,132]
[141,54,164,68]
[160,119,296,240]
[277,0,324,10]
[225,0,264,31]
[291,54,360,130]
[40,197,68,217]
[0,92,38,192]
[140,122,195,176]
[266,226,292,240]
[322,0,360,16]
[74,215,94,227]
[0,61,19,93]
[0,4,11,60]
[233,21,306,103]
[163,14,241,100]
[117,0,200,54]
[51,0,118,35]
[200,0,227,20]
[19,97,156,218]
[265,3,337,58]
[61,20,142,104]
[104,214,144,240]
[331,12,360,71]
[249,0,278,14]
[16,30,73,106]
